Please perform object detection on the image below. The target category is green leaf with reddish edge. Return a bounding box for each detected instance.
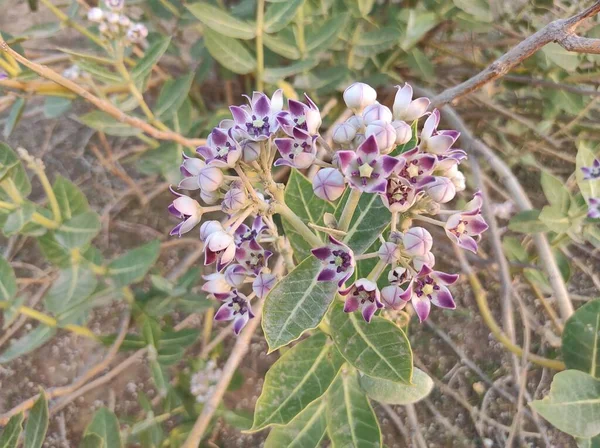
[263,256,338,352]
[531,370,600,438]
[251,333,343,430]
[264,398,327,448]
[359,368,433,405]
[562,300,600,378]
[329,303,413,383]
[326,367,382,448]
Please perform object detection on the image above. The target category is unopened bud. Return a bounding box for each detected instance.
[343,82,377,113]
[332,123,357,145]
[426,177,456,203]
[362,103,392,126]
[365,120,396,153]
[87,7,104,22]
[198,166,223,192]
[402,227,433,256]
[313,168,346,202]
[391,120,412,145]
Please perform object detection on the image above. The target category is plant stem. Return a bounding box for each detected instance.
[31,212,60,229]
[367,259,387,281]
[31,163,62,223]
[39,0,106,49]
[0,200,17,210]
[355,252,379,261]
[1,179,23,204]
[273,203,322,248]
[295,6,306,59]
[338,188,361,232]
[412,215,445,227]
[255,0,265,91]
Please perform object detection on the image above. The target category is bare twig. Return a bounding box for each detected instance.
[405,404,428,448]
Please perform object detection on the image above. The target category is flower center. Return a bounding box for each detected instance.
[406,164,420,178]
[422,284,434,295]
[359,163,374,178]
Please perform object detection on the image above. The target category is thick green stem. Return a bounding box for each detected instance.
[255,0,265,91]
[295,6,306,59]
[367,259,387,282]
[274,203,322,248]
[338,188,362,232]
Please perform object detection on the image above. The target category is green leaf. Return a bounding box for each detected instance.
[264,0,303,33]
[539,204,571,233]
[80,433,104,448]
[402,11,439,50]
[154,73,194,120]
[354,27,401,57]
[131,36,171,82]
[43,97,72,119]
[3,202,35,236]
[107,240,160,287]
[0,142,20,182]
[0,257,17,301]
[337,193,391,255]
[0,412,24,448]
[0,327,56,364]
[24,391,49,448]
[262,256,338,352]
[263,32,300,60]
[187,2,255,40]
[508,210,549,234]
[576,141,599,204]
[264,398,327,448]
[406,48,434,79]
[553,248,571,283]
[306,15,347,53]
[329,303,413,383]
[542,43,581,72]
[578,434,600,448]
[252,333,343,430]
[563,300,600,378]
[541,171,570,213]
[326,368,382,448]
[53,175,89,221]
[263,59,318,84]
[85,408,123,448]
[389,120,418,156]
[502,236,529,263]
[359,368,433,405]
[37,232,71,267]
[357,0,375,16]
[45,265,98,314]
[55,211,101,248]
[3,98,26,138]
[76,60,122,84]
[453,0,492,22]
[281,169,334,260]
[204,29,256,75]
[79,111,141,137]
[531,370,600,438]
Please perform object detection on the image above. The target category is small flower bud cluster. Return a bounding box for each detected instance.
[190,360,222,403]
[87,0,148,44]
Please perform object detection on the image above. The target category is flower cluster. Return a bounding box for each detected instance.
[582,158,600,219]
[168,82,487,332]
[190,360,222,403]
[87,0,148,44]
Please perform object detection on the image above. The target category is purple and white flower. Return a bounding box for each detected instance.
[235,239,272,275]
[393,84,430,122]
[224,264,247,288]
[365,120,397,153]
[214,290,254,335]
[312,236,356,287]
[127,23,148,43]
[381,285,408,310]
[582,158,600,180]
[168,188,203,236]
[388,266,409,285]
[381,174,419,212]
[337,136,400,193]
[340,279,384,323]
[444,192,488,253]
[252,273,277,299]
[234,216,268,246]
[400,265,459,322]
[230,90,283,141]
[419,110,460,155]
[196,128,242,168]
[277,95,321,135]
[588,198,600,218]
[201,223,236,270]
[313,168,346,202]
[397,148,436,186]
[202,272,231,295]
[104,0,124,11]
[178,154,224,192]
[274,128,318,169]
[343,82,377,113]
[402,227,433,257]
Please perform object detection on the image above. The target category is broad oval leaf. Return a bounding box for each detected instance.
[263,33,300,60]
[563,300,600,378]
[154,73,194,120]
[281,169,334,260]
[55,211,101,249]
[359,368,433,405]
[264,59,318,84]
[0,412,24,448]
[4,98,26,139]
[531,370,600,438]
[107,240,160,287]
[264,0,303,34]
[24,391,49,448]
[0,142,21,182]
[187,2,255,40]
[330,303,413,383]
[80,433,104,448]
[45,265,97,315]
[43,97,72,119]
[85,408,123,448]
[52,175,89,221]
[326,368,382,448]
[264,397,327,448]
[541,170,570,213]
[131,36,171,82]
[262,256,338,352]
[508,209,549,234]
[0,257,17,301]
[578,434,600,448]
[251,333,343,430]
[79,111,141,137]
[354,27,401,57]
[306,15,347,53]
[3,202,35,236]
[204,29,256,75]
[0,327,56,364]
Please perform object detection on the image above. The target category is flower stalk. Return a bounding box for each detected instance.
[338,188,362,232]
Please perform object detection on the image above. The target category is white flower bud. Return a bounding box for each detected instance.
[378,242,400,264]
[241,140,260,162]
[118,15,131,27]
[106,12,120,23]
[202,273,231,294]
[362,102,393,126]
[198,166,223,192]
[365,120,396,153]
[413,251,435,271]
[426,177,456,203]
[87,7,104,22]
[381,285,407,310]
[343,82,377,113]
[313,168,345,202]
[222,186,246,212]
[224,264,246,287]
[200,220,223,241]
[451,171,466,192]
[391,120,412,145]
[353,133,366,148]
[402,227,433,256]
[346,115,364,131]
[332,122,357,145]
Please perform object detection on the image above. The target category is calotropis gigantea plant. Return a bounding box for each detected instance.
[168,81,488,444]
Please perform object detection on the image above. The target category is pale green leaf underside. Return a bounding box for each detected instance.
[187,2,255,40]
[359,368,433,405]
[531,370,600,438]
[45,264,97,315]
[262,256,338,352]
[563,300,600,378]
[326,368,382,448]
[107,240,160,287]
[85,408,123,448]
[264,398,327,448]
[252,333,343,430]
[203,29,256,75]
[330,303,413,383]
[0,326,56,364]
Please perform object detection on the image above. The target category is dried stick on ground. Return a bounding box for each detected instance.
[0,40,206,148]
[430,1,600,107]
